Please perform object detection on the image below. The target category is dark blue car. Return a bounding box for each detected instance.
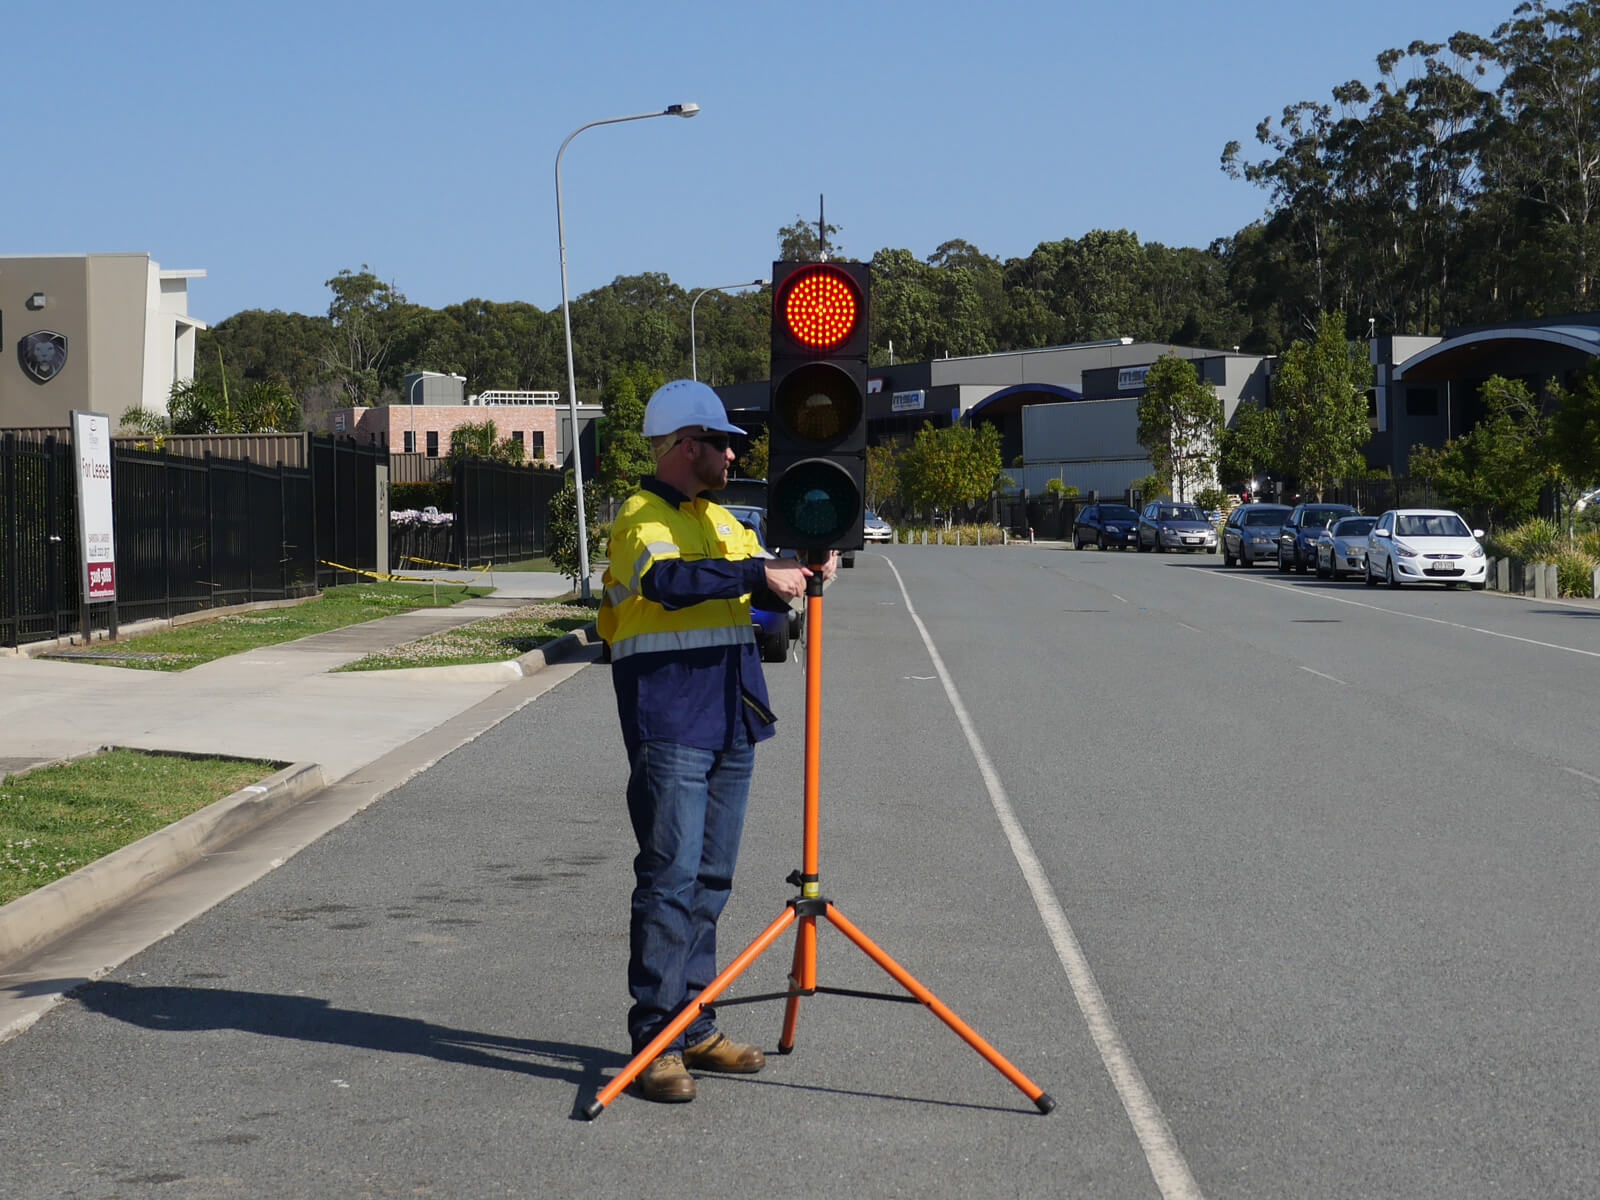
[1073,503,1140,551]
[725,504,801,663]
[1276,502,1359,573]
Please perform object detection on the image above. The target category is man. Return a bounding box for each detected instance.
[597,378,833,1103]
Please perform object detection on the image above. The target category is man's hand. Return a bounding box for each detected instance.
[762,558,812,600]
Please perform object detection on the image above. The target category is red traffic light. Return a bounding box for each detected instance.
[778,265,860,349]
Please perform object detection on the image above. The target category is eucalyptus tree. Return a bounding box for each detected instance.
[778,214,845,261]
[322,266,414,406]
[1489,0,1600,307]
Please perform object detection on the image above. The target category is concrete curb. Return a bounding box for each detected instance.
[0,759,324,967]
[350,622,601,683]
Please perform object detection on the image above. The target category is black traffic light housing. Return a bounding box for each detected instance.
[766,260,870,553]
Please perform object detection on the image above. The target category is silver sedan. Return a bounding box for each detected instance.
[1314,516,1377,581]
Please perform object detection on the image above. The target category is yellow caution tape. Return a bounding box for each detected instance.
[318,559,479,585]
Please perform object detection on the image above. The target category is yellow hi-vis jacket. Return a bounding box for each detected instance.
[598,482,767,659]
[598,478,778,752]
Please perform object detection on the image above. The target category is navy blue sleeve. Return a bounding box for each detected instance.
[641,557,768,610]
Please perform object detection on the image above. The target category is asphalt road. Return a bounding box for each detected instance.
[3,544,1599,1198]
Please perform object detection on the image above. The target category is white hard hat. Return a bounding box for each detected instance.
[642,379,746,438]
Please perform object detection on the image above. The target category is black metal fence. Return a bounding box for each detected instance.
[452,459,563,565]
[1,433,386,648]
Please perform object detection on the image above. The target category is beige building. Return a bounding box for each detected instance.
[0,253,206,428]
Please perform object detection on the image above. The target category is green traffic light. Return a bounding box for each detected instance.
[772,459,861,539]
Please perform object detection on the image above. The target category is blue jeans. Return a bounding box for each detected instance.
[625,731,754,1054]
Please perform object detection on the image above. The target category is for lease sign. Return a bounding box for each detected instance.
[70,411,117,602]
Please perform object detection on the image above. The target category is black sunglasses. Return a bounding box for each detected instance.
[680,432,731,452]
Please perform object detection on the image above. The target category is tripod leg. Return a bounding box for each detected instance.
[778,912,817,1052]
[584,906,798,1119]
[823,903,1055,1113]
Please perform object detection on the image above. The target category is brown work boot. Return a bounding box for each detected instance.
[684,1031,766,1074]
[637,1053,696,1103]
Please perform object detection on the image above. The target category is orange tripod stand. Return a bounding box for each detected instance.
[583,561,1054,1118]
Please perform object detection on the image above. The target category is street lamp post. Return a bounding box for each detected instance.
[690,278,764,382]
[557,102,699,599]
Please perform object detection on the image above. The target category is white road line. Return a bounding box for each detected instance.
[882,557,1203,1200]
[1112,593,1130,605]
[1297,666,1346,685]
[1562,767,1600,788]
[1214,572,1600,660]
[1176,622,1204,635]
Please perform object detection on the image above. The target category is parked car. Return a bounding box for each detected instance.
[1221,503,1293,567]
[725,503,803,661]
[1276,503,1359,573]
[1364,508,1487,589]
[1314,515,1377,580]
[1137,500,1218,553]
[863,510,893,543]
[1073,503,1140,550]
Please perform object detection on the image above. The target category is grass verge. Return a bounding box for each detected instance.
[334,602,593,671]
[0,749,279,906]
[54,582,494,672]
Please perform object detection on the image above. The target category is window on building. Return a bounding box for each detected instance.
[403,430,416,453]
[1405,387,1438,417]
[511,430,524,448]
[530,431,545,461]
[426,430,439,458]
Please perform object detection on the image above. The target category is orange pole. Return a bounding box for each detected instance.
[801,582,822,892]
[778,913,813,1051]
[823,902,1051,1108]
[586,906,798,1116]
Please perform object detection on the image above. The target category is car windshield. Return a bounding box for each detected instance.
[1102,506,1137,521]
[1332,517,1375,537]
[1244,508,1291,526]
[1303,508,1350,529]
[1396,513,1472,538]
[1159,505,1204,521]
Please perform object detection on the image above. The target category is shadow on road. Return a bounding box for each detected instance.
[72,979,625,1120]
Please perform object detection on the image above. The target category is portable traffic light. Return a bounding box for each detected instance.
[766,260,870,552]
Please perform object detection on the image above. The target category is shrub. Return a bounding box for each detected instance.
[1555,548,1598,598]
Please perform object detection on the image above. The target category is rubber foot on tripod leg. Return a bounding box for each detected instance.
[1035,1093,1057,1115]
[778,1042,794,1055]
[582,1100,605,1120]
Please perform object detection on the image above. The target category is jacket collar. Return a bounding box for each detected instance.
[641,475,697,508]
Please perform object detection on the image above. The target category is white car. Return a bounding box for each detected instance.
[1363,508,1487,589]
[862,510,893,543]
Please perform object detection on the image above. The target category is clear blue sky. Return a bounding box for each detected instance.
[3,0,1523,324]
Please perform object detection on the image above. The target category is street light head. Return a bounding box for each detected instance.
[667,102,700,118]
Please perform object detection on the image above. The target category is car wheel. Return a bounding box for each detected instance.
[1136,536,1148,553]
[1222,544,1235,567]
[1073,532,1083,550]
[1326,561,1340,581]
[1277,549,1290,573]
[1470,580,1486,591]
[1316,555,1330,579]
[1386,559,1401,589]
[1295,551,1309,574]
[1239,551,1252,568]
[759,621,790,663]
[1364,560,1378,587]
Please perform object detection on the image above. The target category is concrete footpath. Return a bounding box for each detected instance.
[0,569,604,1038]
